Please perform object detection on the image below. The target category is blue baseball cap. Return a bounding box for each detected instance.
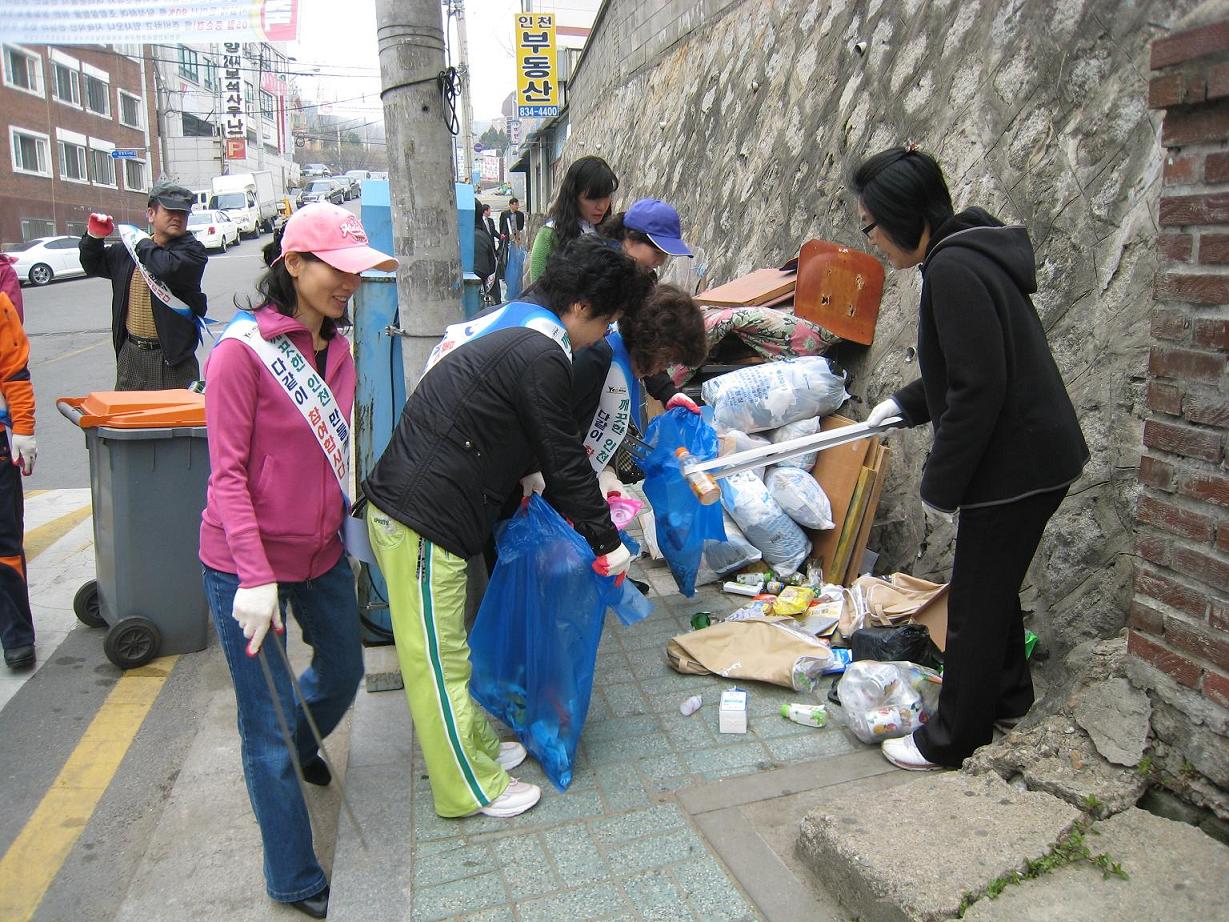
[624,198,693,257]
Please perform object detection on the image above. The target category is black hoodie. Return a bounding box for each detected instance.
[892,208,1088,512]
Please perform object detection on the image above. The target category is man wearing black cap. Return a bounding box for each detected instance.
[79,180,209,390]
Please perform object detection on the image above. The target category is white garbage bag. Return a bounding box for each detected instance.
[768,416,821,469]
[766,467,835,530]
[719,470,810,576]
[695,511,763,585]
[701,357,849,434]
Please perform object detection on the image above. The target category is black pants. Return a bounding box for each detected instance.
[914,487,1067,767]
[0,443,33,653]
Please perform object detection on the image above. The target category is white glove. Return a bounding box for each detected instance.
[232,583,281,656]
[597,467,623,497]
[666,393,701,415]
[922,499,956,526]
[866,397,904,427]
[520,471,545,497]
[10,434,35,476]
[592,543,633,580]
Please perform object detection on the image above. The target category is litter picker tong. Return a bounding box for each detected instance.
[682,416,906,480]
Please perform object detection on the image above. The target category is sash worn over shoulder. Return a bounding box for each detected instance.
[119,225,204,333]
[424,300,571,372]
[583,330,641,473]
[219,310,375,563]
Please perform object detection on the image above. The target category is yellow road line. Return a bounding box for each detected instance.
[37,339,109,367]
[0,656,177,921]
[23,490,45,499]
[24,504,93,563]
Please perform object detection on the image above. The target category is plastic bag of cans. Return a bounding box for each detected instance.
[836,660,943,743]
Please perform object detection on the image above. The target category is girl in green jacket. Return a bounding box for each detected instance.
[527,155,619,282]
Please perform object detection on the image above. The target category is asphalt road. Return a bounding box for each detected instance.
[20,242,266,490]
[20,193,379,490]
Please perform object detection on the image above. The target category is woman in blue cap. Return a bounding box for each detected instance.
[566,199,708,499]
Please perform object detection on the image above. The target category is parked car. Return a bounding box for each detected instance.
[299,179,345,206]
[332,175,358,200]
[187,210,241,252]
[303,163,332,178]
[4,236,87,286]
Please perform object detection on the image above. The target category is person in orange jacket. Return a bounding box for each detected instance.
[0,291,36,669]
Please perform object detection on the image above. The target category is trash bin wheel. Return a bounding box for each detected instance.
[72,580,106,628]
[103,617,162,670]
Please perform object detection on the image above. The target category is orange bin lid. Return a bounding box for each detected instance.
[59,389,206,429]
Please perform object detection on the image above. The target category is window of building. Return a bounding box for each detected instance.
[52,61,80,106]
[10,127,51,176]
[83,74,110,116]
[65,221,88,237]
[20,219,56,240]
[203,59,218,92]
[182,112,214,138]
[58,139,88,182]
[118,90,143,129]
[178,46,199,83]
[260,90,275,123]
[90,147,116,187]
[2,45,43,96]
[123,158,147,193]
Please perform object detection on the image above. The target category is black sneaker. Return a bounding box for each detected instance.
[302,755,331,786]
[4,645,34,670]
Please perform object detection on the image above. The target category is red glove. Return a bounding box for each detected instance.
[592,543,632,586]
[666,393,701,415]
[88,213,115,239]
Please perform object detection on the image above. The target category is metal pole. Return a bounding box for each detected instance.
[454,0,475,185]
[376,0,464,385]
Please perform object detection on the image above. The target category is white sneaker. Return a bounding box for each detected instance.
[477,779,541,818]
[497,741,527,771]
[881,734,943,771]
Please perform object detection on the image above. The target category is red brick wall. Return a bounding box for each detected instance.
[0,45,157,248]
[1136,22,1229,712]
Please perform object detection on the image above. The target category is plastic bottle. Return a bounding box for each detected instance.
[680,694,703,716]
[780,703,827,727]
[675,447,721,505]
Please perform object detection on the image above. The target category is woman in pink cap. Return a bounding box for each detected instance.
[199,202,397,919]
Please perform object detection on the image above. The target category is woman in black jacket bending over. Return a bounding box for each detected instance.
[855,147,1088,771]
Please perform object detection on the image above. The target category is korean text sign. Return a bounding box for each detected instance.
[515,13,558,118]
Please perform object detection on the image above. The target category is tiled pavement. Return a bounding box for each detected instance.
[332,556,870,922]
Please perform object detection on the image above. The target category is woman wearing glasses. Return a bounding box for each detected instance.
[855,146,1088,772]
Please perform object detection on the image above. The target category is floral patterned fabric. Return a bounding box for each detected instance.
[666,306,840,387]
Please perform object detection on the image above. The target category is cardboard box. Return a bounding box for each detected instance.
[719,688,748,734]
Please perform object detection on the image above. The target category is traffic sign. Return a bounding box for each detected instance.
[110,149,140,160]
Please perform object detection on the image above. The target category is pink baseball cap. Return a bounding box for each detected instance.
[276,202,398,273]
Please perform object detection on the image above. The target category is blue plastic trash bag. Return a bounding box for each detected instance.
[641,408,727,596]
[469,495,650,790]
[504,242,526,300]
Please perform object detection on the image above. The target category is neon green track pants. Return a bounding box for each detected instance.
[367,504,509,817]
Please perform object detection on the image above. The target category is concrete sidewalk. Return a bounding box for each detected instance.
[12,491,888,920]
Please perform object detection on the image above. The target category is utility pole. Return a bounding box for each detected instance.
[454,0,475,185]
[376,0,464,383]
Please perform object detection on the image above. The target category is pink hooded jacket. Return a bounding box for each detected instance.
[0,257,23,323]
[199,305,356,587]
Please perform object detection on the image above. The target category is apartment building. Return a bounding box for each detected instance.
[153,42,298,197]
[0,43,158,247]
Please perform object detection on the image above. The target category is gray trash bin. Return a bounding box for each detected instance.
[59,392,211,669]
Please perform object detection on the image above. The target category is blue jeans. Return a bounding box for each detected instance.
[203,555,363,902]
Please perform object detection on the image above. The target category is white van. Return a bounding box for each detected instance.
[191,190,211,212]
